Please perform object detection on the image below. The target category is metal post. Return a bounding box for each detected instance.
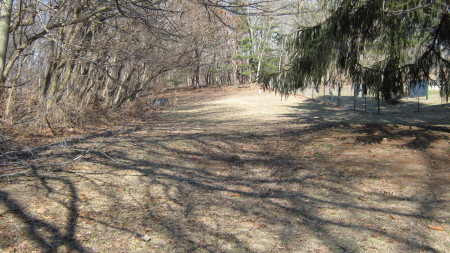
[418,97,420,112]
[338,83,341,106]
[377,92,380,115]
[323,85,325,102]
[365,96,367,113]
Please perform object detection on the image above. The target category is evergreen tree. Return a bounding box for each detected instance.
[261,0,450,102]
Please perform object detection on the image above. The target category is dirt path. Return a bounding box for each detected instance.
[1,85,449,252]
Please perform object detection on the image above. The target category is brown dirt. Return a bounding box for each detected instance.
[1,84,449,253]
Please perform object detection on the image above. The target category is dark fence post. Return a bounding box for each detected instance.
[377,92,380,115]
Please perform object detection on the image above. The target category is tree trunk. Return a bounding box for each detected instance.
[0,0,13,84]
[194,49,201,88]
[256,57,261,82]
[46,65,64,110]
[42,62,57,97]
[5,53,29,117]
[5,81,15,116]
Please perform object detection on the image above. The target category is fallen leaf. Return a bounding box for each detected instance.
[147,198,164,203]
[79,164,93,170]
[76,234,88,242]
[79,193,89,201]
[0,210,12,217]
[256,224,268,228]
[227,192,241,197]
[428,225,445,231]
[141,234,151,242]
[357,196,366,201]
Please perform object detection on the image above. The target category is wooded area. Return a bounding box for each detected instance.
[0,0,307,134]
[1,1,449,252]
[1,0,448,134]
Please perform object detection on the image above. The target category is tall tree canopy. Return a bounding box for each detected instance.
[261,0,450,102]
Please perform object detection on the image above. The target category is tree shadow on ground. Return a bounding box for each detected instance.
[0,95,449,252]
[0,166,88,252]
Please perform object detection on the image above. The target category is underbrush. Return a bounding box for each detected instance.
[0,94,163,160]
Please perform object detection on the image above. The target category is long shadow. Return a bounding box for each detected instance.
[310,94,449,114]
[0,166,89,252]
[1,94,449,252]
[72,126,445,251]
[280,100,449,147]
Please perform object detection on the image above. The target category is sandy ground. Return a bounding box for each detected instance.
[1,84,449,252]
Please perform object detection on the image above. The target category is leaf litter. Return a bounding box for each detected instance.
[0,84,449,252]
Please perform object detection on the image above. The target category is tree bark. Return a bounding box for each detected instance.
[194,48,201,88]
[0,0,13,84]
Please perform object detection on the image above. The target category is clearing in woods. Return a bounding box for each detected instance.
[1,84,449,252]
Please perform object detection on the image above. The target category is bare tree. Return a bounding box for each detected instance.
[0,0,13,85]
[0,0,305,131]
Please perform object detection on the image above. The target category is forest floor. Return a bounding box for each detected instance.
[1,84,450,253]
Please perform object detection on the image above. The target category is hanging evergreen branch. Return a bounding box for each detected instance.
[261,0,450,102]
